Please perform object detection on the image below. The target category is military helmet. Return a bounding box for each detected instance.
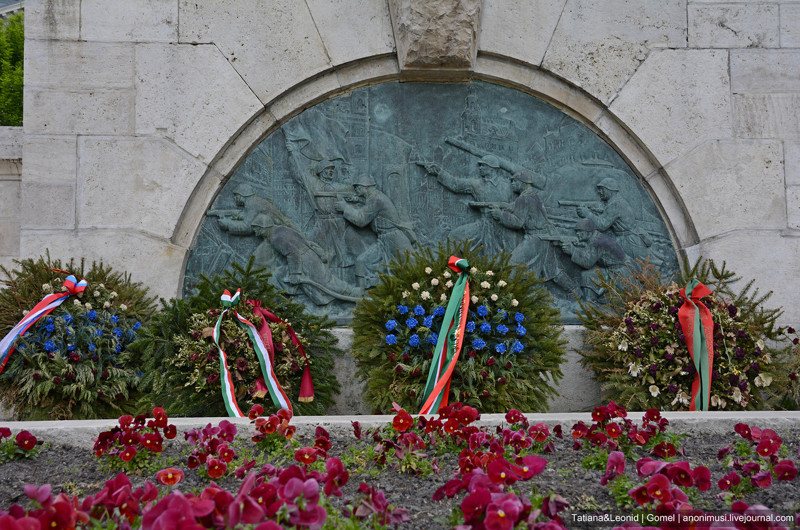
[478,154,501,168]
[233,183,256,197]
[596,177,620,191]
[316,159,336,175]
[353,174,377,187]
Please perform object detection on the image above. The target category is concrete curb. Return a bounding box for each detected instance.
[3,410,800,448]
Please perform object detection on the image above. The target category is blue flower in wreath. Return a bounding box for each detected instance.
[465,321,476,333]
[496,343,507,354]
[44,340,57,352]
[497,309,508,320]
[133,322,142,331]
[115,344,122,353]
[385,319,398,331]
[113,328,123,339]
[413,305,425,316]
[480,322,492,333]
[88,343,96,352]
[397,305,409,315]
[423,315,434,328]
[67,343,75,352]
[512,341,524,353]
[95,329,103,338]
[476,305,488,317]
[409,334,420,347]
[405,317,418,329]
[62,314,73,325]
[473,338,486,350]
[428,332,438,345]
[111,315,119,324]
[516,324,527,336]
[433,306,445,317]
[497,324,509,336]
[385,334,397,345]
[514,312,525,323]
[88,310,97,321]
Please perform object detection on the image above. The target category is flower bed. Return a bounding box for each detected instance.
[1,404,799,529]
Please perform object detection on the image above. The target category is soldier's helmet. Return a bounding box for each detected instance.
[233,183,256,197]
[316,160,336,175]
[353,174,377,187]
[478,154,501,168]
[596,177,620,191]
[251,213,275,229]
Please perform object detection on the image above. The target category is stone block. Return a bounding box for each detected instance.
[474,56,535,88]
[0,127,23,159]
[644,169,698,248]
[0,160,21,178]
[664,140,785,239]
[684,232,800,327]
[20,229,186,301]
[731,50,800,93]
[478,0,565,67]
[25,40,134,90]
[529,70,604,124]
[267,74,343,123]
[788,186,800,230]
[782,4,800,47]
[610,49,732,167]
[306,0,394,65]
[0,220,20,255]
[0,180,20,217]
[542,0,686,104]
[134,43,264,163]
[81,0,177,43]
[23,88,133,136]
[21,136,76,183]
[335,55,401,88]
[786,141,800,187]
[593,110,659,179]
[178,0,331,104]
[689,3,779,48]
[77,137,207,239]
[388,0,481,70]
[172,168,222,249]
[24,0,79,40]
[734,94,800,139]
[20,181,75,229]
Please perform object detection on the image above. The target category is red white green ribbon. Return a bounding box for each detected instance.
[213,289,292,417]
[0,274,87,374]
[419,256,470,415]
[678,279,715,411]
[247,300,315,403]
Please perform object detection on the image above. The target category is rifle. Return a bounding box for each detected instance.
[444,136,529,176]
[207,209,241,219]
[467,201,510,211]
[538,234,579,246]
[557,200,603,213]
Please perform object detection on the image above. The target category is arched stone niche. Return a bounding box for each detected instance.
[183,80,680,324]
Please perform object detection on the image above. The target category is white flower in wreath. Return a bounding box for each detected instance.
[103,301,111,308]
[649,385,660,397]
[73,299,81,306]
[431,278,439,286]
[93,290,101,297]
[732,387,743,403]
[402,290,410,298]
[85,302,93,310]
[470,267,478,274]
[511,299,519,307]
[445,280,453,288]
[485,270,494,276]
[110,291,118,299]
[471,296,478,304]
[440,293,447,302]
[42,283,53,293]
[757,339,765,350]
[120,304,128,311]
[425,267,432,274]
[490,294,498,301]
[711,395,727,409]
[420,291,431,300]
[618,340,629,352]
[443,271,451,278]
[628,363,642,377]
[754,373,773,388]
[480,281,491,289]
[411,282,420,290]
[497,280,507,288]
[761,354,772,364]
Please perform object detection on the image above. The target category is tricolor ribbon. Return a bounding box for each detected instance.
[247,300,315,403]
[677,279,715,411]
[419,256,470,415]
[212,289,292,417]
[0,274,87,375]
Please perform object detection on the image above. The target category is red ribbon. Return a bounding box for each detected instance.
[677,281,714,411]
[247,300,314,403]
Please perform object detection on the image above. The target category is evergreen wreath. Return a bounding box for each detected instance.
[131,258,341,416]
[577,258,799,411]
[351,241,566,414]
[0,254,155,420]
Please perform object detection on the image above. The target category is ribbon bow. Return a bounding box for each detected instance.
[0,274,88,374]
[212,289,292,417]
[677,279,715,411]
[419,256,470,414]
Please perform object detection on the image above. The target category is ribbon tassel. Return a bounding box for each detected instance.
[677,279,715,411]
[419,256,470,415]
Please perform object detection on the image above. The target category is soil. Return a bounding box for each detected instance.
[1,421,799,529]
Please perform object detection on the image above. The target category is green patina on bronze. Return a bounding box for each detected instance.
[185,81,679,323]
